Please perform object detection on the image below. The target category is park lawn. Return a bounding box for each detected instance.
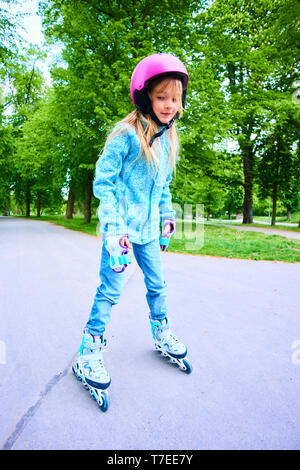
[22,214,100,237]
[17,215,300,263]
[168,223,300,262]
[229,222,300,233]
[253,213,300,225]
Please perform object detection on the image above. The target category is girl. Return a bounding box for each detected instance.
[72,53,191,410]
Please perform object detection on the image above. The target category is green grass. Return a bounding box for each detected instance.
[207,214,300,232]
[15,215,300,263]
[228,222,300,233]
[169,223,300,262]
[17,214,100,237]
[254,213,300,224]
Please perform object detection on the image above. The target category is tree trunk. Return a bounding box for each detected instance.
[271,133,281,227]
[242,148,253,224]
[25,187,30,217]
[287,206,292,221]
[84,173,93,224]
[7,193,11,215]
[66,186,75,219]
[271,181,278,226]
[37,192,41,217]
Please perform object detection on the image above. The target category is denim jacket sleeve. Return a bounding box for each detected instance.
[93,126,129,237]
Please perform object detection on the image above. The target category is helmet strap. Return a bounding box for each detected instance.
[135,88,179,147]
[149,116,177,147]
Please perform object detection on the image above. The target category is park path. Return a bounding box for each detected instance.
[212,223,300,240]
[1,216,300,450]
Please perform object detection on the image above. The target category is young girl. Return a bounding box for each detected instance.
[72,53,192,410]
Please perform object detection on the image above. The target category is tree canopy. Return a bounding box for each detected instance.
[0,0,299,224]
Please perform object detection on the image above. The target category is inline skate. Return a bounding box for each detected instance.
[150,317,192,374]
[72,329,110,411]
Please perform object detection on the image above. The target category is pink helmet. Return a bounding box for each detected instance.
[130,53,189,114]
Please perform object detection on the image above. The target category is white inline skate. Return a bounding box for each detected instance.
[72,329,111,411]
[150,317,192,374]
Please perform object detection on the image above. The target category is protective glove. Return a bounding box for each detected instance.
[160,219,175,252]
[104,235,132,273]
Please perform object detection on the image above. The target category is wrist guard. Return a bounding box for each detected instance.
[104,235,132,273]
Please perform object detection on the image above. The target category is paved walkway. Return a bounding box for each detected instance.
[207,221,300,240]
[1,217,300,450]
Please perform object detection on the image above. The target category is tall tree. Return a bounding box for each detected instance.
[6,46,46,216]
[257,125,300,225]
[192,0,300,223]
[40,0,205,222]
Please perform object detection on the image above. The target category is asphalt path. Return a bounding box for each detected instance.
[1,216,300,450]
[208,222,300,240]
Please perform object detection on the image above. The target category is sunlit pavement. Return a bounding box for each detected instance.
[1,217,300,450]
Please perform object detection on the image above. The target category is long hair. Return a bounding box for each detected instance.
[103,77,183,179]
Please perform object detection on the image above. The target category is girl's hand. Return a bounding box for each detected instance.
[162,223,172,237]
[160,223,172,251]
[104,235,132,273]
[121,236,132,249]
[160,221,175,251]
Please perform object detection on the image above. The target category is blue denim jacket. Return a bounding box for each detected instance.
[93,122,176,244]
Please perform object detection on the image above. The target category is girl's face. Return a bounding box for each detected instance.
[148,78,182,124]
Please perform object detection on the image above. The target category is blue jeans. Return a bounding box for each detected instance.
[86,237,167,336]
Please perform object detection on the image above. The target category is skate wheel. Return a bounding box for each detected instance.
[182,359,192,374]
[99,391,109,412]
[72,365,82,381]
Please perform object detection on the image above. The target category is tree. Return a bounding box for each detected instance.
[40,0,205,222]
[5,46,46,216]
[192,0,300,223]
[14,88,65,216]
[257,124,300,225]
[0,0,22,214]
[0,0,19,79]
[0,93,14,214]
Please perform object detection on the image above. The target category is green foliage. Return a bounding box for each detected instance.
[0,0,299,227]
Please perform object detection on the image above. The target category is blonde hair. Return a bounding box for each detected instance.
[103,77,183,179]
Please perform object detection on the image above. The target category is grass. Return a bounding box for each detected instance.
[254,213,300,224]
[224,221,300,233]
[169,223,300,263]
[20,214,100,237]
[15,214,300,263]
[207,214,300,233]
